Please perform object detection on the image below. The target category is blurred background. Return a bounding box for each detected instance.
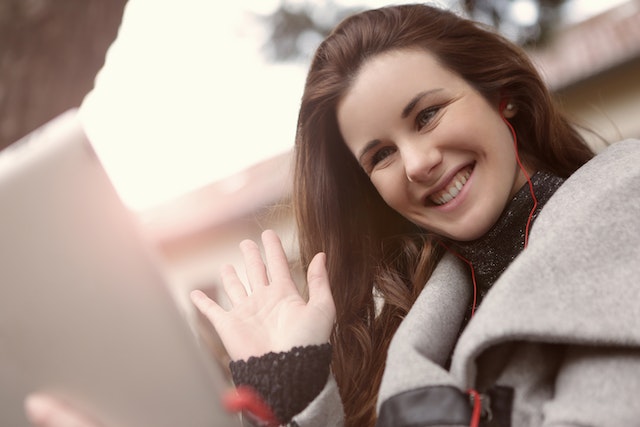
[2,0,639,338]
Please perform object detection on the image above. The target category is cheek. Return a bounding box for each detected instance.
[371,173,406,211]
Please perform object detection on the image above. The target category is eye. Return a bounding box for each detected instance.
[369,146,396,168]
[415,106,441,130]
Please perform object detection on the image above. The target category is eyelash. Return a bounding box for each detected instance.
[415,105,441,130]
[369,146,396,169]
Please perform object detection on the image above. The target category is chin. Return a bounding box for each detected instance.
[439,220,495,242]
[442,230,484,242]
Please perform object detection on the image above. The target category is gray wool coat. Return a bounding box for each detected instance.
[291,139,640,427]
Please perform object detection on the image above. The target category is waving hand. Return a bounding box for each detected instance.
[190,230,336,361]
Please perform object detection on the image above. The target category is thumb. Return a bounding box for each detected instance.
[306,252,335,318]
[25,394,103,427]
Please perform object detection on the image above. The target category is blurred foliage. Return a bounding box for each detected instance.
[256,0,568,63]
[254,1,364,62]
[0,0,126,150]
[464,0,568,45]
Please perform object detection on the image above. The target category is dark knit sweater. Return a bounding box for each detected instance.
[446,171,565,306]
[230,171,564,425]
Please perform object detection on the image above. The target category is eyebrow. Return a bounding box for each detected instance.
[357,88,444,164]
[401,88,443,119]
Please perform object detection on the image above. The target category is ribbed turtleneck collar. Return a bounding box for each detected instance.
[443,171,565,301]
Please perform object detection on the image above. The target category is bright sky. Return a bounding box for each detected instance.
[80,0,300,211]
[79,0,624,212]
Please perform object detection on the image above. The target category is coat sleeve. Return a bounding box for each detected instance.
[542,346,640,426]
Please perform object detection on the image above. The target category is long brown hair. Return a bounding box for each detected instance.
[292,4,594,425]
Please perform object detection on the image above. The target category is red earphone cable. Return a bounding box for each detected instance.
[468,388,482,427]
[437,106,536,319]
[457,106,538,427]
[500,104,537,248]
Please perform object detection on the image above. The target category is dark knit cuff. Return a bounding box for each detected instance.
[229,343,332,424]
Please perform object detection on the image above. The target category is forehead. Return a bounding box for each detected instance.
[362,48,452,81]
[337,49,466,147]
[340,48,465,109]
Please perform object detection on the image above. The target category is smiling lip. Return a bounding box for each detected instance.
[426,164,474,206]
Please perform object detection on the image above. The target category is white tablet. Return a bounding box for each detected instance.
[0,111,240,427]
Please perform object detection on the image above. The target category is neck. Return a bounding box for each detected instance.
[443,171,565,299]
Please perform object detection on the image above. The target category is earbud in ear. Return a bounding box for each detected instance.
[501,100,517,118]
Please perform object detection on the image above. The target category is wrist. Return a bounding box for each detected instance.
[229,343,332,424]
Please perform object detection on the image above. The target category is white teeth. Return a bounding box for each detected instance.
[430,168,472,205]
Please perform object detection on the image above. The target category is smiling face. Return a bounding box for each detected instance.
[337,48,529,241]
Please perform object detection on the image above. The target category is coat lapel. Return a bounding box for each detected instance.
[377,252,472,410]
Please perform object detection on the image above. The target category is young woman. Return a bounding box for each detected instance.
[26,3,640,427]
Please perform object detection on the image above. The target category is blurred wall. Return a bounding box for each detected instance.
[530,0,640,147]
[557,58,640,146]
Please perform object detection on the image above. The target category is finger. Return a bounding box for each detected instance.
[306,253,336,318]
[190,289,226,328]
[239,239,269,289]
[219,263,248,304]
[25,394,101,427]
[261,230,295,286]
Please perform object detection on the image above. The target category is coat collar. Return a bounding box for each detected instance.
[451,140,640,387]
[377,252,472,408]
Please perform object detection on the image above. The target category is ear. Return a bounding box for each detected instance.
[501,100,518,119]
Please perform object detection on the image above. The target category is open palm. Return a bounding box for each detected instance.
[191,230,336,361]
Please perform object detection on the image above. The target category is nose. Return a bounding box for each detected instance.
[402,142,442,183]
